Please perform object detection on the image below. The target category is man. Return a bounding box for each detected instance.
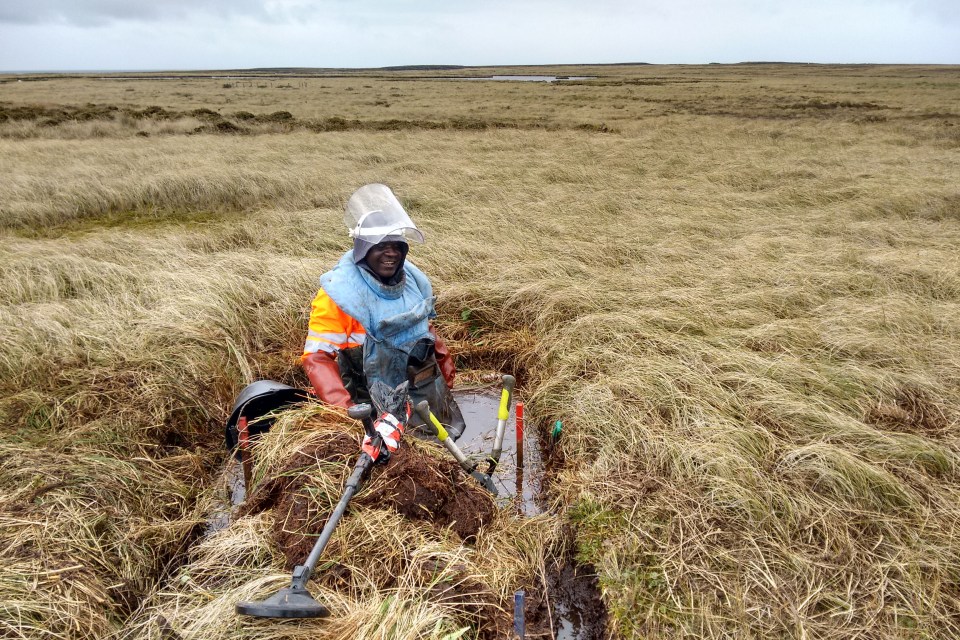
[301,183,465,439]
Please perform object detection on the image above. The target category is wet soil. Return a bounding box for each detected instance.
[220,388,606,639]
[239,432,496,569]
[238,432,356,567]
[524,549,609,640]
[354,444,497,540]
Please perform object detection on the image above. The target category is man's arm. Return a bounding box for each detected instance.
[432,327,456,389]
[302,351,353,408]
[301,289,365,407]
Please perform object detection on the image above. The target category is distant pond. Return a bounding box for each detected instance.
[441,75,596,82]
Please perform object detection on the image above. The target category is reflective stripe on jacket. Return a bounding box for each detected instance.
[301,288,366,358]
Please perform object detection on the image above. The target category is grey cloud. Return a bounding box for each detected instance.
[3,0,955,28]
[0,0,270,26]
[910,0,960,24]
[0,0,679,27]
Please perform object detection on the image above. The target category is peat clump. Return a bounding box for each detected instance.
[355,444,497,540]
[240,432,496,569]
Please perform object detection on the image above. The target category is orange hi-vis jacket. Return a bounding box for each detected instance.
[302,288,367,358]
[301,288,456,407]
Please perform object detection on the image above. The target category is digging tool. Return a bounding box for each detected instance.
[236,403,379,619]
[485,374,515,474]
[413,400,499,495]
[237,416,252,491]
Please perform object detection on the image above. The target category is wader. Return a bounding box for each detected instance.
[337,340,465,441]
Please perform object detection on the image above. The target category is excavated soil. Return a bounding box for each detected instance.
[238,432,357,567]
[354,444,497,539]
[240,433,496,569]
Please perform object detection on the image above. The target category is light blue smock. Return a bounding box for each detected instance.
[319,251,436,393]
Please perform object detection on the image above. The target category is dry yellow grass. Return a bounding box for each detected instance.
[1,64,958,638]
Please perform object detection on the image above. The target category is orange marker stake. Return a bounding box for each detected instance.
[515,403,524,510]
[238,416,252,492]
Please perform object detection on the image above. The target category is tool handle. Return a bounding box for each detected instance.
[498,375,515,421]
[414,400,449,441]
[291,405,384,589]
[490,374,516,466]
[348,403,375,438]
[415,400,472,469]
[444,438,472,468]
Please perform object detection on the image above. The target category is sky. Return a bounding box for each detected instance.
[0,0,957,72]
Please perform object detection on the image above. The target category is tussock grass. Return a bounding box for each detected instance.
[0,442,206,638]
[1,64,959,638]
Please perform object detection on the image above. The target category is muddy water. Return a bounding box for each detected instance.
[452,389,543,514]
[205,459,245,535]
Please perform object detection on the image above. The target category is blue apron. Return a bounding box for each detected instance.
[320,251,435,394]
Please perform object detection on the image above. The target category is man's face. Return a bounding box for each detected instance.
[366,241,406,279]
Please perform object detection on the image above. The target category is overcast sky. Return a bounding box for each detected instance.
[0,0,957,71]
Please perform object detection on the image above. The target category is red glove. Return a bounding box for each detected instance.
[302,351,353,408]
[361,412,405,462]
[434,334,456,389]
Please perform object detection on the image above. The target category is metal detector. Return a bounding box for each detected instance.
[236,403,378,619]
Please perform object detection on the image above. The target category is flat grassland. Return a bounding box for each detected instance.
[1,64,958,639]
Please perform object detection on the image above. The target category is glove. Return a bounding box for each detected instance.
[434,334,456,389]
[302,351,353,408]
[361,412,405,462]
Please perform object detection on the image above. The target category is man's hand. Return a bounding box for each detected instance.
[373,412,404,453]
[361,412,405,463]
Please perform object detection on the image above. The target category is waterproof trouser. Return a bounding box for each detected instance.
[338,345,465,441]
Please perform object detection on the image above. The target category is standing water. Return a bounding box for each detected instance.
[452,389,543,514]
[452,388,604,640]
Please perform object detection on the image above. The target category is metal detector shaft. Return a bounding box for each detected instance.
[293,449,371,587]
[291,404,377,589]
[236,403,380,619]
[488,374,515,473]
